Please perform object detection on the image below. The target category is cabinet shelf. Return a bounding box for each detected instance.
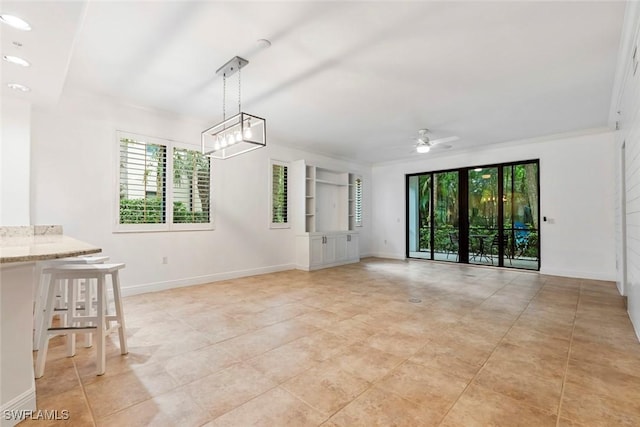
[315,178,347,186]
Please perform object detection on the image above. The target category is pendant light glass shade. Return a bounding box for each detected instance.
[202,112,266,159]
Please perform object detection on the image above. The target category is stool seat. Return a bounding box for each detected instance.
[35,262,128,378]
[43,263,125,277]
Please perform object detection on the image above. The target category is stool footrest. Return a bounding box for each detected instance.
[48,325,97,332]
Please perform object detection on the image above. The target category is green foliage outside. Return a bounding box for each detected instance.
[173,201,209,223]
[119,197,163,224]
[119,198,209,224]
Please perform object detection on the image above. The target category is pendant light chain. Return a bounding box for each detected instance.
[238,65,242,114]
[222,74,226,122]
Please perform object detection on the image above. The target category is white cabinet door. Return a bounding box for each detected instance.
[346,234,359,260]
[323,235,336,264]
[310,236,324,266]
[335,234,348,261]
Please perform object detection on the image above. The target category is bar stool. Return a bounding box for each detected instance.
[33,255,110,351]
[35,263,128,378]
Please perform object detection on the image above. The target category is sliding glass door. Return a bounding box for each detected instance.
[503,162,539,269]
[406,160,539,270]
[408,174,431,258]
[408,171,460,261]
[434,171,459,261]
[468,167,499,266]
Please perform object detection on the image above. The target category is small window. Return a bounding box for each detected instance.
[116,131,213,232]
[270,160,289,228]
[354,177,363,226]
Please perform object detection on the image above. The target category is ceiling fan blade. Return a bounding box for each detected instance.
[431,143,452,150]
[430,136,459,146]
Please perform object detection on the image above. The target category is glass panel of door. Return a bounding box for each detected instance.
[433,171,459,261]
[503,163,539,270]
[407,174,431,259]
[468,167,499,266]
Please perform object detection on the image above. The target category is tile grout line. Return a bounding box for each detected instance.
[435,278,549,426]
[71,356,98,427]
[555,282,581,427]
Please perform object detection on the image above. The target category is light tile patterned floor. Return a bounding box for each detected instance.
[23,258,640,426]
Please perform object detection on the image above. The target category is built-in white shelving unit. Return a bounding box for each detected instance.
[291,160,359,271]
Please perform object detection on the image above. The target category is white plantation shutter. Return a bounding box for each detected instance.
[172,148,211,224]
[354,177,362,226]
[119,137,167,224]
[271,161,289,226]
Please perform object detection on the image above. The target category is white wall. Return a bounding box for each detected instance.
[30,91,371,295]
[1,97,31,225]
[612,1,640,337]
[371,130,617,281]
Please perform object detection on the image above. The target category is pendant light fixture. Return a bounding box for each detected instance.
[201,56,266,159]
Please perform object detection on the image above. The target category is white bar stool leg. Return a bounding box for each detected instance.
[35,275,58,379]
[83,279,95,348]
[111,271,128,354]
[65,279,78,357]
[96,273,106,376]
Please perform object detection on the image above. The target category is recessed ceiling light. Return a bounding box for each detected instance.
[474,168,483,172]
[0,14,31,31]
[7,83,30,92]
[3,55,30,67]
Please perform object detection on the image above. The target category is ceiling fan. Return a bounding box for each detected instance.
[414,129,459,153]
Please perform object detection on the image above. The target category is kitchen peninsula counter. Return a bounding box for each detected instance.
[1,225,100,263]
[0,225,101,426]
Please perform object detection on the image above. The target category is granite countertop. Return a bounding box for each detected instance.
[0,225,101,263]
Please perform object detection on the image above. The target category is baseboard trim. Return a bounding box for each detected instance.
[120,263,296,297]
[539,268,616,282]
[1,386,36,427]
[295,259,360,272]
[369,252,406,260]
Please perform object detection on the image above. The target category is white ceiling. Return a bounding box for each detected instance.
[1,1,626,164]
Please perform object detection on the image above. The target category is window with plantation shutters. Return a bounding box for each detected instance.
[354,177,363,226]
[172,148,211,224]
[270,160,289,228]
[116,131,213,232]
